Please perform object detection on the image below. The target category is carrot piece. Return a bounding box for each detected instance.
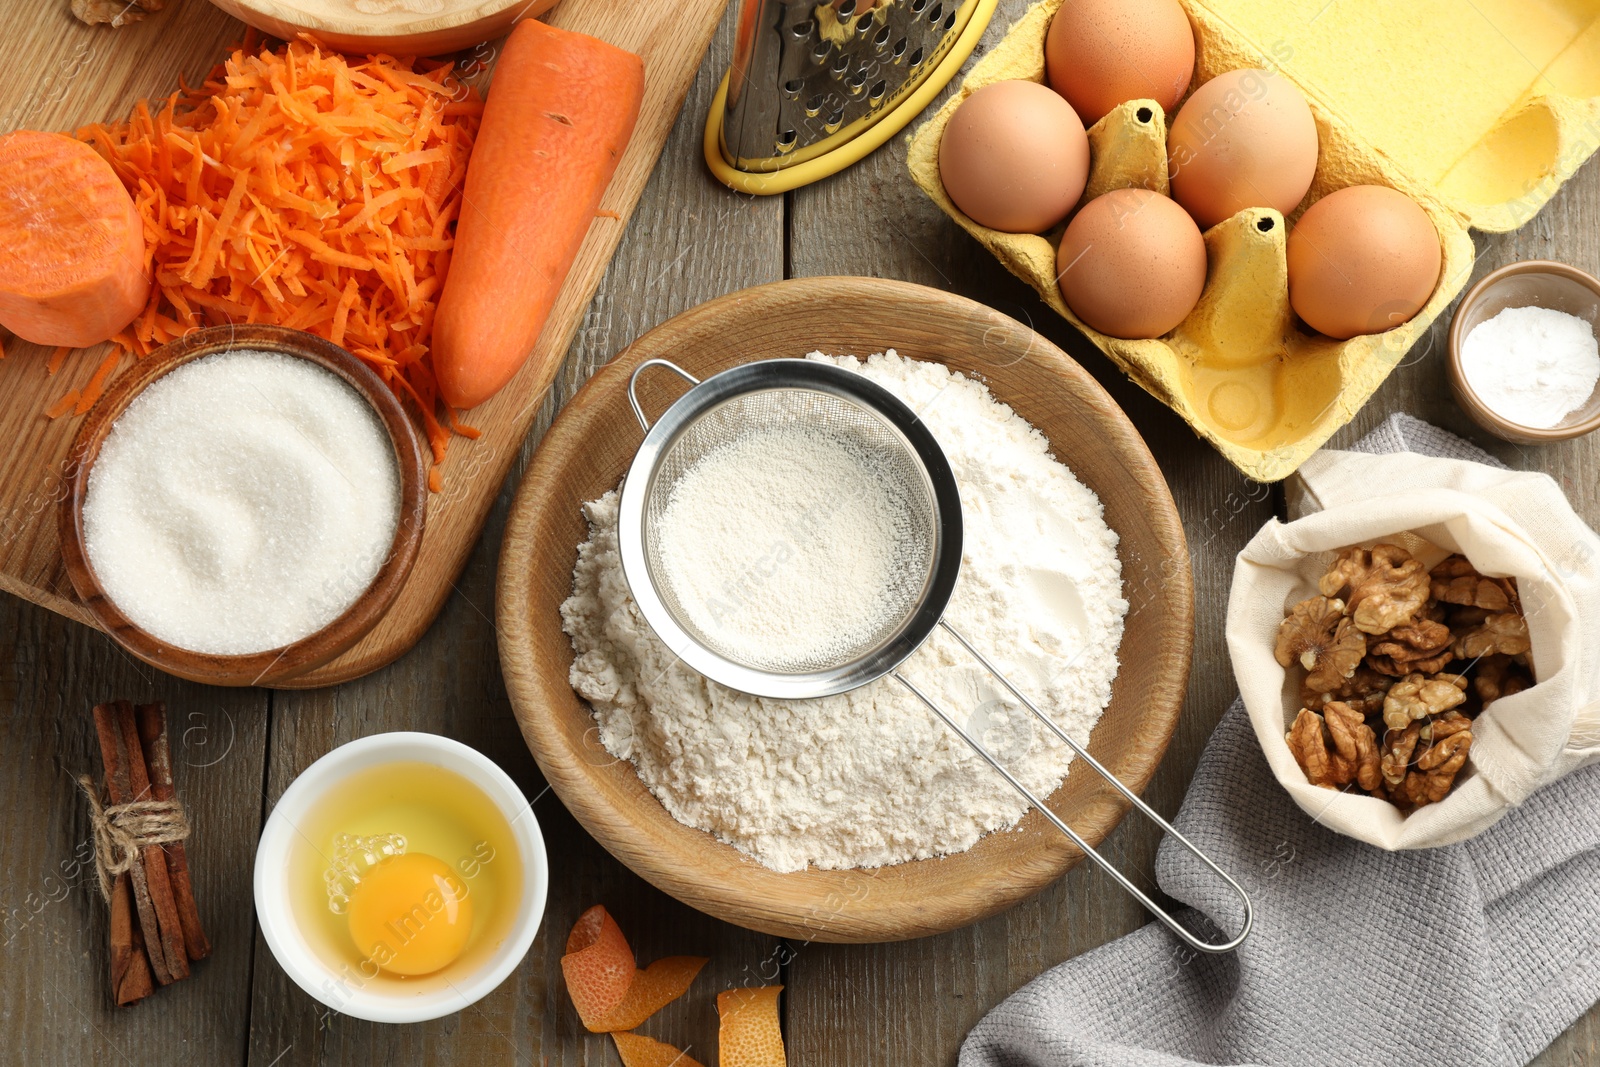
[48,345,72,375]
[76,349,123,414]
[560,905,635,1027]
[46,389,81,419]
[0,131,151,347]
[611,1032,706,1067]
[431,20,644,409]
[717,986,786,1067]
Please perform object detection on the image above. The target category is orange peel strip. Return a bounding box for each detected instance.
[717,985,786,1067]
[560,905,635,1029]
[589,955,709,1032]
[611,1032,707,1067]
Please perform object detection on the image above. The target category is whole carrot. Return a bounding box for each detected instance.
[433,20,644,410]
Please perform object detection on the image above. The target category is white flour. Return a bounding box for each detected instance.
[561,352,1127,872]
[654,422,928,671]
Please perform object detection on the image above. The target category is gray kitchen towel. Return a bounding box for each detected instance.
[961,414,1600,1067]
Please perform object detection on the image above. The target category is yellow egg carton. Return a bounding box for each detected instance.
[908,0,1600,481]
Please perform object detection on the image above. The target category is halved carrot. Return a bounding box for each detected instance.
[717,986,786,1067]
[431,19,644,409]
[611,1032,706,1067]
[0,131,150,348]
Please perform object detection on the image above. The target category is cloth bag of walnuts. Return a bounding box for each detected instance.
[1228,444,1600,849]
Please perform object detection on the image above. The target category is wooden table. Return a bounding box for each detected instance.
[2,2,1596,1063]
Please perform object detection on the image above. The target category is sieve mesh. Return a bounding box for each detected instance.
[641,387,939,674]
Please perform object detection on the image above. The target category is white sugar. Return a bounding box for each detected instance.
[82,349,401,655]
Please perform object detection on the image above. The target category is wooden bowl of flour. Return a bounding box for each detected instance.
[496,277,1193,942]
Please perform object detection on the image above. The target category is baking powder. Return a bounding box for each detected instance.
[1459,305,1600,428]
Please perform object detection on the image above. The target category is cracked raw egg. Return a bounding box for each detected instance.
[345,852,474,977]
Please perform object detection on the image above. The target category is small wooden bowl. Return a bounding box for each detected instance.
[59,324,428,688]
[205,0,557,57]
[496,277,1194,943]
[1448,259,1600,445]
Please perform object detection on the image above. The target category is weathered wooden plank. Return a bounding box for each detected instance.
[243,5,786,1063]
[0,602,267,1062]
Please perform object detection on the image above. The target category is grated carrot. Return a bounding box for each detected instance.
[77,37,482,488]
[75,350,124,414]
[46,390,81,419]
[48,345,72,375]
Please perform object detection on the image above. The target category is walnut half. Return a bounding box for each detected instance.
[1382,672,1468,731]
[1455,612,1531,661]
[1386,712,1473,808]
[1431,555,1519,613]
[1276,596,1366,693]
[1319,544,1431,635]
[1286,703,1380,793]
[1367,618,1455,677]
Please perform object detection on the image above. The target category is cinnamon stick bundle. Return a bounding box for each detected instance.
[89,701,210,1006]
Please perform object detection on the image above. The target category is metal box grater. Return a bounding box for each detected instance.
[711,0,992,190]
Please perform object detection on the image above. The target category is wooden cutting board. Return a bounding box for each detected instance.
[0,0,729,688]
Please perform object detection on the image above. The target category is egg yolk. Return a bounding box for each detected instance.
[345,852,473,976]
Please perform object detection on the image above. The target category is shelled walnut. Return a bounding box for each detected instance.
[1317,544,1431,635]
[1276,543,1530,811]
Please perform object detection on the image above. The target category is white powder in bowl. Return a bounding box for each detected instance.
[82,349,401,655]
[1459,305,1600,428]
[561,352,1128,872]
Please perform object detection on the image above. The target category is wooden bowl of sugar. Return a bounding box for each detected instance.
[497,277,1195,943]
[206,0,558,57]
[59,324,427,687]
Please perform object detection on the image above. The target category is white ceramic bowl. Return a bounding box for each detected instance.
[254,732,548,1023]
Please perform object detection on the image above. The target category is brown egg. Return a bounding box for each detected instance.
[1057,188,1207,339]
[1167,68,1318,230]
[1286,185,1441,339]
[938,80,1090,234]
[1045,0,1195,126]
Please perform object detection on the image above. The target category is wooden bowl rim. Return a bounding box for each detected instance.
[497,276,1194,942]
[57,324,428,687]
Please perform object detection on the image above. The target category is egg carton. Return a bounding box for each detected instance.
[908,0,1600,482]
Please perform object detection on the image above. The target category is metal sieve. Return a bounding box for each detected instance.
[618,358,1252,953]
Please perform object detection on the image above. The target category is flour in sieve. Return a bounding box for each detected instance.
[561,351,1128,872]
[653,422,928,671]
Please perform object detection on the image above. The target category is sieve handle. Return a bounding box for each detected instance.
[629,359,702,432]
[891,620,1253,955]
